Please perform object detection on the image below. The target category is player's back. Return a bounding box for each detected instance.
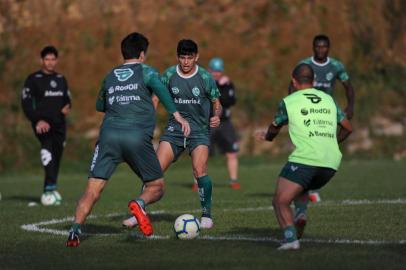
[283,88,342,170]
[99,62,156,132]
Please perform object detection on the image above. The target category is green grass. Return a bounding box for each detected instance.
[1,158,406,270]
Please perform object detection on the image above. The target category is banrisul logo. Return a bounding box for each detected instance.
[114,68,134,82]
[303,93,321,104]
[192,87,200,97]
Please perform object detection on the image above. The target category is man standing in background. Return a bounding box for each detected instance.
[21,46,71,205]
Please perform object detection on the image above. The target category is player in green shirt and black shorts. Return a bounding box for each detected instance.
[256,63,352,250]
[66,32,190,247]
[123,39,222,230]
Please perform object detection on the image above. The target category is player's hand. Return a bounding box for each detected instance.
[173,112,190,137]
[61,104,71,115]
[36,120,50,134]
[344,106,354,120]
[254,130,266,141]
[210,116,220,128]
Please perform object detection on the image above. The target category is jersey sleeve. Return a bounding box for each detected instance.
[219,81,236,107]
[21,75,40,123]
[96,78,106,112]
[334,60,350,82]
[205,74,220,101]
[335,103,346,123]
[273,100,289,126]
[62,77,72,108]
[143,65,177,114]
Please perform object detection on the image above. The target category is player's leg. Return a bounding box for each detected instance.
[49,124,66,201]
[293,193,309,239]
[156,141,176,172]
[226,152,239,189]
[66,178,108,247]
[191,145,213,228]
[273,176,304,250]
[218,121,240,189]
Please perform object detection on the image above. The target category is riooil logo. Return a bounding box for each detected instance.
[303,93,322,104]
[114,68,134,82]
[301,108,309,116]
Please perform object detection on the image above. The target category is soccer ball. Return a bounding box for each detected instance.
[174,214,200,240]
[40,191,62,206]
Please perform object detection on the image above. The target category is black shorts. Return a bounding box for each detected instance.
[210,120,239,154]
[279,162,336,192]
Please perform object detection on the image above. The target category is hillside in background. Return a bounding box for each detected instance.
[0,0,405,171]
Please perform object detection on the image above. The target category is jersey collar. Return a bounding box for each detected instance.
[176,65,199,79]
[311,57,330,67]
[123,61,142,65]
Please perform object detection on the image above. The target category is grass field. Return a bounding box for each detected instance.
[1,157,405,270]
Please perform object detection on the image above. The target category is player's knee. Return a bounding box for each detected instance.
[193,167,207,179]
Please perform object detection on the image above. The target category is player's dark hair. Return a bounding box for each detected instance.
[292,63,314,84]
[40,46,58,58]
[177,39,198,56]
[121,32,149,60]
[313,34,330,47]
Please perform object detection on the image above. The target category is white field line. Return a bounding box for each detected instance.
[20,198,406,245]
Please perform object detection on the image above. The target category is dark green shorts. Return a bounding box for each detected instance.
[88,127,163,182]
[160,130,209,162]
[279,162,336,191]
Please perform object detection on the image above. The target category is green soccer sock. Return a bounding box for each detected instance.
[283,225,297,243]
[135,198,146,209]
[294,197,308,219]
[70,223,82,234]
[197,175,212,218]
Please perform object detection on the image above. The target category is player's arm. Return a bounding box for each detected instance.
[341,80,355,120]
[210,98,222,128]
[21,76,41,123]
[147,71,190,137]
[336,106,352,143]
[219,80,236,107]
[151,94,159,110]
[61,77,71,115]
[255,100,288,141]
[206,74,222,128]
[96,78,106,113]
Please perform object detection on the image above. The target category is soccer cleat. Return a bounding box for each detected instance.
[122,216,138,228]
[277,240,300,250]
[200,217,214,229]
[66,231,80,247]
[294,213,307,239]
[229,182,241,190]
[192,183,198,192]
[308,191,321,203]
[128,200,153,236]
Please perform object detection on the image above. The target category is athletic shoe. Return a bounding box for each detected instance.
[200,217,214,229]
[122,216,138,228]
[294,213,307,239]
[192,183,198,192]
[66,231,80,247]
[229,182,241,190]
[308,191,321,202]
[128,200,153,236]
[277,240,300,250]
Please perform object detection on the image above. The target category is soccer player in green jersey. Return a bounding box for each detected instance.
[256,64,352,250]
[292,34,355,202]
[123,39,221,229]
[66,32,190,247]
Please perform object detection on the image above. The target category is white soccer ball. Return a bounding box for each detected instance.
[174,214,200,240]
[40,191,61,206]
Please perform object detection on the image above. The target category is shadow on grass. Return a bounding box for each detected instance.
[8,195,39,203]
[247,192,274,198]
[227,226,281,239]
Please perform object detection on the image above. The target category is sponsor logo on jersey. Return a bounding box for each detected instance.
[108,87,114,94]
[44,90,64,97]
[301,108,309,115]
[303,93,322,104]
[174,98,201,105]
[171,87,180,95]
[313,119,334,126]
[114,68,134,82]
[304,119,311,127]
[314,81,332,89]
[308,130,335,138]
[309,108,331,114]
[192,87,200,97]
[116,95,141,105]
[108,96,115,105]
[50,80,58,88]
[326,72,334,81]
[168,126,175,132]
[22,88,30,99]
[35,73,43,78]
[108,84,138,94]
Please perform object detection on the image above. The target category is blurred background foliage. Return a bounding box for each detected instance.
[0,0,405,172]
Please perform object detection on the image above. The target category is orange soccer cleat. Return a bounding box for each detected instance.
[128,200,153,236]
[66,231,80,247]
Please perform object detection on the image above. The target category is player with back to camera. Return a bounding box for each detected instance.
[21,45,71,205]
[256,63,352,250]
[66,32,190,247]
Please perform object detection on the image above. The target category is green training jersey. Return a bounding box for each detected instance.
[161,65,220,136]
[273,88,345,170]
[96,62,174,135]
[299,57,349,96]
